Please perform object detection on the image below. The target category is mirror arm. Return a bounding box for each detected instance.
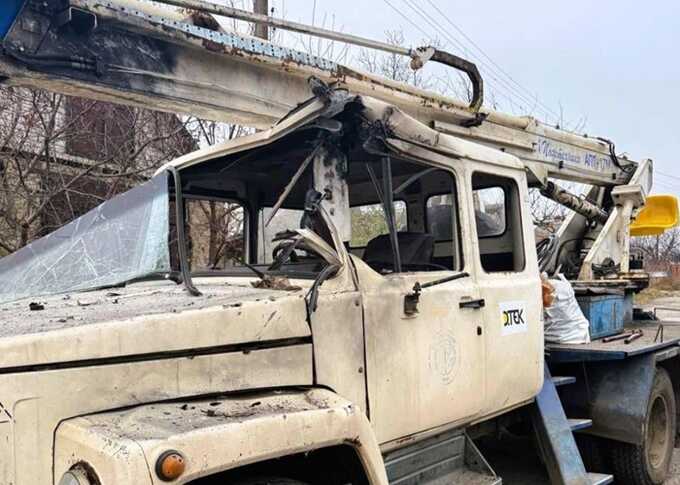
[404,272,470,316]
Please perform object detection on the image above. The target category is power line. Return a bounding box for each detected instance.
[384,0,534,117]
[417,0,560,122]
[424,0,562,123]
[393,0,560,123]
[418,0,558,121]
[652,180,680,193]
[402,0,556,121]
[381,0,434,42]
[658,171,680,183]
[655,177,680,186]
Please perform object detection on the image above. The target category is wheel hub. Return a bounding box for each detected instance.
[647,394,670,469]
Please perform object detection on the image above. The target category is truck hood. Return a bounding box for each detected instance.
[0,278,312,371]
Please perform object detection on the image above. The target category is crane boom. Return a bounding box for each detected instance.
[0,0,641,189]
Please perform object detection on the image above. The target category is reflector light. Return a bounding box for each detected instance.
[156,450,186,482]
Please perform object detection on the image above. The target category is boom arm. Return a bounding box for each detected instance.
[1,0,638,188]
[2,0,665,285]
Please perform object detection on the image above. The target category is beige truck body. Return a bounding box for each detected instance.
[0,96,544,484]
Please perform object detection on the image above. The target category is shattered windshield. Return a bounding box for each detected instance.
[0,173,171,304]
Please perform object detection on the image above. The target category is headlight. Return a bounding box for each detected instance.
[58,467,92,485]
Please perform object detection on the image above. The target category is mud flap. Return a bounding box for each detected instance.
[568,354,656,446]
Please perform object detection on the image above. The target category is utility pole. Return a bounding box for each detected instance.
[253,0,269,40]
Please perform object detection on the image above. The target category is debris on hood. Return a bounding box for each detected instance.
[77,299,98,307]
[251,275,302,292]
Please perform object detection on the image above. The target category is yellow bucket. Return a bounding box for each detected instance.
[630,195,679,236]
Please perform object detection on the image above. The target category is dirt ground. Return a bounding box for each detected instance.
[480,291,680,484]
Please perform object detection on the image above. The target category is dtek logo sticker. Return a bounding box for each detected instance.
[500,301,528,336]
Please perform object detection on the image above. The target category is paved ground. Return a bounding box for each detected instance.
[670,452,680,485]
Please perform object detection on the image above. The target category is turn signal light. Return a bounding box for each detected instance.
[156,450,186,482]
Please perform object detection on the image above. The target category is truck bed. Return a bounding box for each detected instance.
[547,306,680,363]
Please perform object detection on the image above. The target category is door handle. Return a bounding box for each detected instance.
[459,298,485,309]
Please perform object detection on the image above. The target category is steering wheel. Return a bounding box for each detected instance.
[271,241,300,269]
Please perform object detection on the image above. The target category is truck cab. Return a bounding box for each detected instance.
[160,92,545,447]
[0,91,543,484]
[0,0,678,482]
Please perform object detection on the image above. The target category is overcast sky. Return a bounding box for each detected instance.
[272,0,680,195]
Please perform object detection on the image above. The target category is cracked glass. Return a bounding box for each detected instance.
[0,173,171,304]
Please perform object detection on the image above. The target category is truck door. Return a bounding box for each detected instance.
[358,164,486,445]
[468,168,544,416]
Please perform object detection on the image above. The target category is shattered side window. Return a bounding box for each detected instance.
[0,173,171,304]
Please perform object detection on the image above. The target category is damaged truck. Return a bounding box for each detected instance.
[0,1,679,484]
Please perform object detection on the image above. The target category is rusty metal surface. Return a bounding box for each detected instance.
[146,0,485,110]
[547,320,680,363]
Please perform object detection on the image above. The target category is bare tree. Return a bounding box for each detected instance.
[529,188,566,237]
[0,3,268,257]
[186,199,246,269]
[358,31,431,88]
[631,228,680,263]
[0,86,199,255]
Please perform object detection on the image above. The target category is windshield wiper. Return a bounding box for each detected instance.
[239,259,268,280]
[306,263,339,316]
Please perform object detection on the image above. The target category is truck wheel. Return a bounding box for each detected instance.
[576,435,608,473]
[611,367,676,485]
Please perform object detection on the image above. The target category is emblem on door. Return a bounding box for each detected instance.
[429,330,460,384]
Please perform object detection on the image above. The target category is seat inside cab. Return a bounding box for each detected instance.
[347,159,462,273]
[348,165,526,275]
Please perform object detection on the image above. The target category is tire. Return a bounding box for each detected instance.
[576,435,608,474]
[610,367,676,485]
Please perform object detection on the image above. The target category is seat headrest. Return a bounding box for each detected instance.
[363,232,435,265]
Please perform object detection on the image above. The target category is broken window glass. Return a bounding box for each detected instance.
[0,173,171,304]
